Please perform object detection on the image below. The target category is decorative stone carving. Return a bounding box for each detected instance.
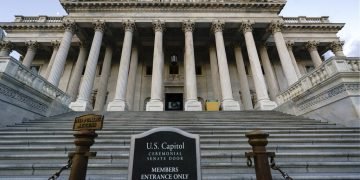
[93,20,106,32]
[305,41,320,51]
[123,19,136,32]
[211,20,225,33]
[152,20,165,32]
[63,19,77,33]
[0,41,13,56]
[268,20,284,34]
[286,40,294,49]
[51,40,61,49]
[182,20,195,32]
[329,41,344,56]
[25,40,39,51]
[240,20,253,33]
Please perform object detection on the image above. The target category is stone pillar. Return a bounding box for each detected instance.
[182,20,202,111]
[66,42,89,101]
[269,21,298,85]
[209,45,221,101]
[48,20,77,87]
[286,41,301,78]
[258,44,280,102]
[94,45,113,111]
[146,20,165,111]
[44,40,61,79]
[0,41,13,56]
[329,40,345,57]
[22,40,39,68]
[70,20,106,111]
[234,45,253,110]
[107,20,135,111]
[305,41,323,68]
[211,20,240,111]
[241,20,277,110]
[126,47,139,111]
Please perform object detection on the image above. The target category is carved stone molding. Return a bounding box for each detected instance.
[240,20,253,33]
[123,19,136,32]
[182,20,195,33]
[63,19,77,33]
[152,20,166,32]
[329,40,344,53]
[25,40,39,51]
[269,20,284,34]
[286,40,295,49]
[93,20,106,32]
[211,20,225,33]
[51,40,61,49]
[305,41,320,51]
[0,41,13,52]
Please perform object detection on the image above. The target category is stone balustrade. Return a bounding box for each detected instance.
[277,57,360,104]
[0,56,71,106]
[14,16,64,23]
[283,16,330,23]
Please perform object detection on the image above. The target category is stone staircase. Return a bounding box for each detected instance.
[0,111,359,180]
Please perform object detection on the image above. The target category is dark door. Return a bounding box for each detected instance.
[165,93,183,111]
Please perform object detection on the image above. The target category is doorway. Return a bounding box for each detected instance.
[165,93,183,111]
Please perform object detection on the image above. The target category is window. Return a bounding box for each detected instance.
[196,66,202,75]
[169,55,179,75]
[98,64,103,76]
[146,66,152,75]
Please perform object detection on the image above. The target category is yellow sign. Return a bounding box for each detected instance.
[73,114,104,131]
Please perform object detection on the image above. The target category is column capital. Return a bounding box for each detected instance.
[123,19,136,32]
[63,19,77,33]
[93,20,106,32]
[51,40,61,48]
[240,20,254,33]
[25,40,39,50]
[329,40,344,52]
[211,20,225,33]
[0,40,13,51]
[152,20,166,32]
[268,20,284,34]
[286,40,295,49]
[305,41,320,51]
[182,20,195,33]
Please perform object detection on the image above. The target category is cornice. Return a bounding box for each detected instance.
[0,23,64,31]
[283,23,344,31]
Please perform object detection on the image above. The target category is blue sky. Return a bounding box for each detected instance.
[1,0,359,56]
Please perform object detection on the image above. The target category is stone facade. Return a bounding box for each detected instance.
[0,0,358,125]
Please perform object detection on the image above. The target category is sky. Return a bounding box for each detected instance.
[0,0,359,57]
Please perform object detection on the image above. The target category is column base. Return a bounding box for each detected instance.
[254,99,278,110]
[107,100,127,111]
[69,99,93,111]
[185,100,202,111]
[221,99,241,111]
[146,100,164,111]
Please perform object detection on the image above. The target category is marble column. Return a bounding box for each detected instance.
[48,20,77,87]
[94,45,113,111]
[70,20,106,111]
[209,45,222,101]
[329,40,345,57]
[269,21,298,86]
[146,20,166,111]
[234,45,253,110]
[0,41,13,56]
[211,20,240,111]
[107,20,135,111]
[305,41,323,68]
[44,40,61,79]
[241,20,277,110]
[66,42,89,101]
[22,40,39,68]
[126,47,139,110]
[258,44,280,102]
[183,20,202,111]
[286,41,301,78]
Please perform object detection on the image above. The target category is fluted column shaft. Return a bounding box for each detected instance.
[45,40,61,79]
[306,41,323,68]
[209,45,221,101]
[259,45,280,101]
[234,46,253,110]
[107,20,135,111]
[22,41,39,68]
[286,41,301,78]
[48,20,76,87]
[0,41,13,56]
[66,44,88,100]
[94,45,113,111]
[126,47,139,110]
[269,21,298,85]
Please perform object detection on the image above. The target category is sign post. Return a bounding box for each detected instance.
[128,127,201,180]
[69,114,104,180]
